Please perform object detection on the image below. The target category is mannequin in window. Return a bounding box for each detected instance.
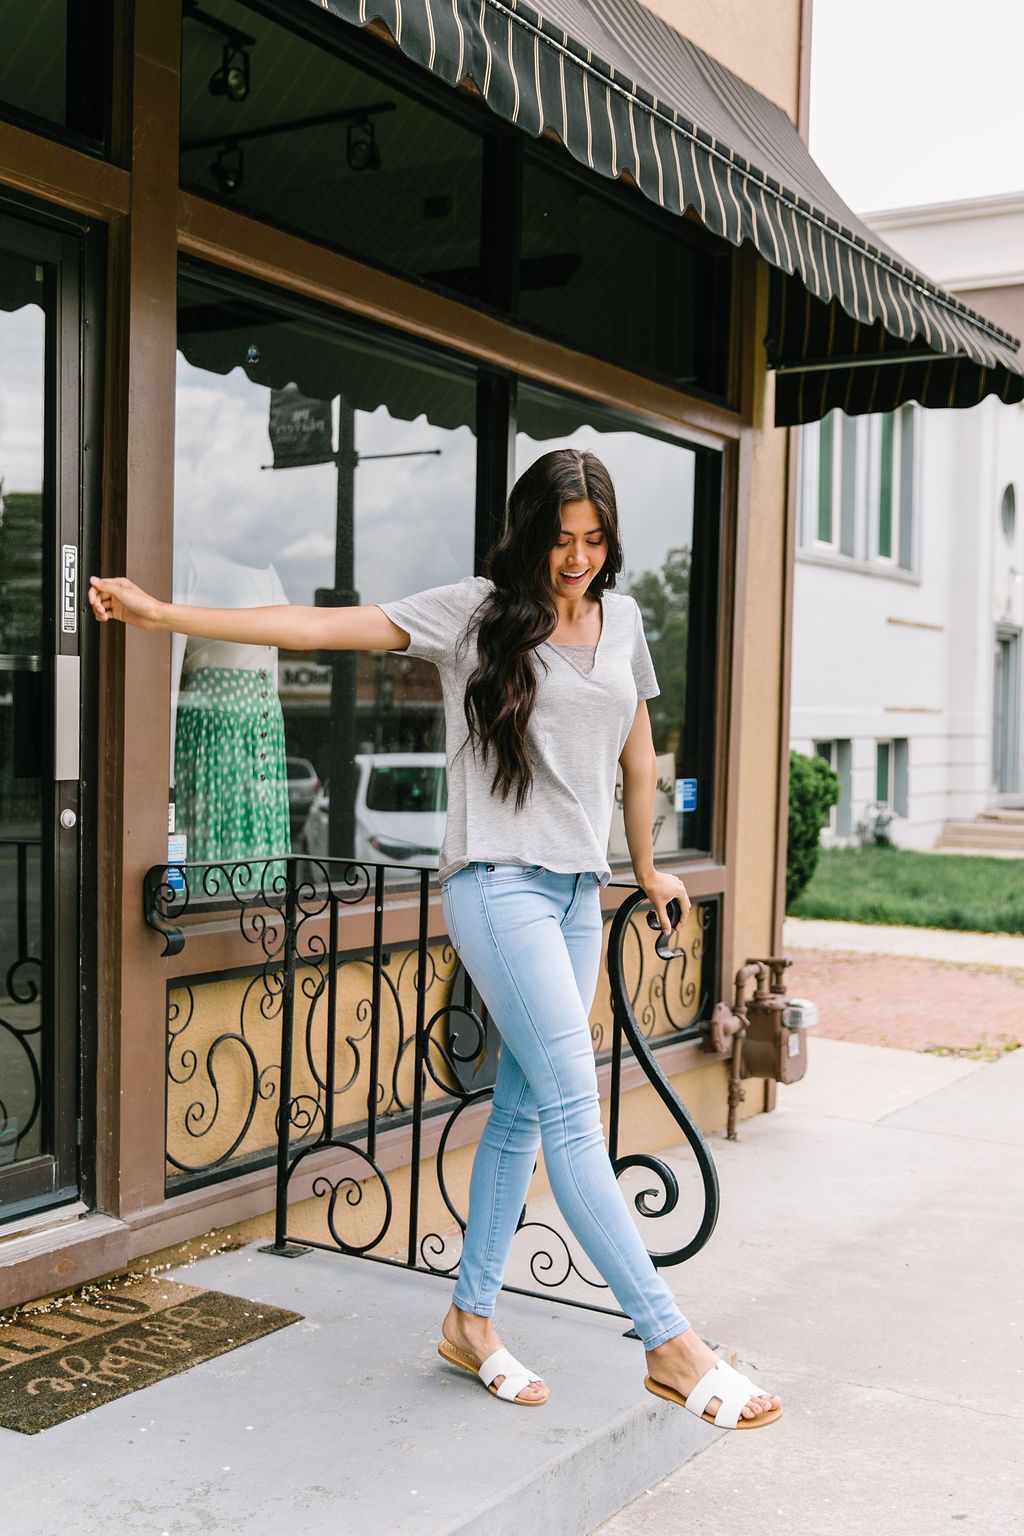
[170,543,291,877]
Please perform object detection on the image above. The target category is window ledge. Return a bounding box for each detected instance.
[796,548,920,584]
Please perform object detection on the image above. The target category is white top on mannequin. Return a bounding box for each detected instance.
[169,544,290,788]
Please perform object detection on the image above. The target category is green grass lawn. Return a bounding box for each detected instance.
[788,846,1024,933]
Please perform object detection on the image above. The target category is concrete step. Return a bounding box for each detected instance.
[977,808,1024,823]
[2,1239,716,1536]
[937,820,1024,849]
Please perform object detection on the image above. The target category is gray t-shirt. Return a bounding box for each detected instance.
[375,576,660,886]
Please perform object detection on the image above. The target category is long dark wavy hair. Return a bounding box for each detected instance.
[454,447,624,810]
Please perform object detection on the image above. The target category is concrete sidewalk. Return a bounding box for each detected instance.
[3,1036,1020,1535]
[784,914,1024,968]
[592,1036,1024,1536]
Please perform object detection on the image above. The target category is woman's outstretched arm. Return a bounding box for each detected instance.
[87,575,410,653]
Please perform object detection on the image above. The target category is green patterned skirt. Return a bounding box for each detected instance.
[174,665,291,892]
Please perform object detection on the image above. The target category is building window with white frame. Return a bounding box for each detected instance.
[798,409,858,558]
[873,405,915,570]
[798,404,917,572]
[876,737,909,816]
[814,738,852,836]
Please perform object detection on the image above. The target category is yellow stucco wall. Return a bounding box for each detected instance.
[643,0,804,119]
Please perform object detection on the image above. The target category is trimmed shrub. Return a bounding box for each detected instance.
[786,750,840,908]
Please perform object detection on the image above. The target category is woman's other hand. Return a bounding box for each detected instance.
[640,869,692,936]
[89,576,164,630]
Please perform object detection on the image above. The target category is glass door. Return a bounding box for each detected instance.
[0,211,87,1224]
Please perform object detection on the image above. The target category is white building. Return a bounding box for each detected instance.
[790,193,1024,851]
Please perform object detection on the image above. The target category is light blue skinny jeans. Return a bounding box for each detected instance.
[440,860,691,1352]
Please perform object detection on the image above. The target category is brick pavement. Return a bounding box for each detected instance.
[785,948,1024,1056]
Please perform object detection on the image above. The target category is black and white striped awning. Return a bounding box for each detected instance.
[310,0,1024,424]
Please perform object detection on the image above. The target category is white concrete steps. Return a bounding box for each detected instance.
[2,1241,715,1536]
[936,814,1024,851]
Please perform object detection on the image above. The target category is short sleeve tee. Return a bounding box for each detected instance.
[375,576,660,886]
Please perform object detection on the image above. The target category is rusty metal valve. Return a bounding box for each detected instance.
[701,955,817,1138]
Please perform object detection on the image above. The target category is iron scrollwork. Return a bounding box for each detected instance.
[144,855,721,1319]
[0,838,44,1165]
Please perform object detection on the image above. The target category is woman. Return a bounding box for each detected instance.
[89,448,782,1431]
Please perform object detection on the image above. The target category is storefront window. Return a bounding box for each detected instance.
[0,0,110,150]
[179,0,484,302]
[518,157,731,397]
[0,256,46,1168]
[516,384,721,857]
[173,268,477,882]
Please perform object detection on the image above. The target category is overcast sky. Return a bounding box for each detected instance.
[809,0,1024,215]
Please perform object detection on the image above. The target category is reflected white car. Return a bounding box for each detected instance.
[285,755,321,832]
[300,751,447,868]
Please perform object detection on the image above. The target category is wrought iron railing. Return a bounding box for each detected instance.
[144,855,721,1319]
[0,836,42,1164]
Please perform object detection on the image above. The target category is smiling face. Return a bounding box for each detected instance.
[548,498,608,597]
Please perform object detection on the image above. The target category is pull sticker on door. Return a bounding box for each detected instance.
[62,544,78,634]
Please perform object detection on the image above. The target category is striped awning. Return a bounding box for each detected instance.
[309,0,1024,425]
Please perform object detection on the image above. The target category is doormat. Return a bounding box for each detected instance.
[0,1274,303,1434]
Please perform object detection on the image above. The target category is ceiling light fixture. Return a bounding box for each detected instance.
[346,116,381,173]
[209,42,251,103]
[210,141,244,195]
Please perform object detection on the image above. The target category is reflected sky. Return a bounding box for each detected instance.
[0,306,45,492]
[174,355,476,606]
[516,416,695,591]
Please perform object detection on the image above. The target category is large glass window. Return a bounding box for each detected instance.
[178,5,732,397]
[173,267,477,882]
[516,384,721,858]
[518,157,731,397]
[0,0,110,150]
[179,0,484,302]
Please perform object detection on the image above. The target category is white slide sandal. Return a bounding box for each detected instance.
[645,1356,783,1429]
[438,1338,548,1405]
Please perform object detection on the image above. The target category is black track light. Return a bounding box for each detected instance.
[209,42,251,103]
[346,116,381,172]
[210,142,244,195]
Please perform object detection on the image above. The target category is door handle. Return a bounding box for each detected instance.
[54,654,80,781]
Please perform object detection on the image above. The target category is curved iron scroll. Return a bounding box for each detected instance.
[605,886,720,1263]
[143,855,722,1317]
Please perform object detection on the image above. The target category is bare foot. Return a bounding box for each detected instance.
[646,1326,781,1423]
[441,1302,549,1404]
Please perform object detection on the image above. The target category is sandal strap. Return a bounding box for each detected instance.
[685,1359,763,1429]
[477,1346,542,1403]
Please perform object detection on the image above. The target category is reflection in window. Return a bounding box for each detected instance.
[173,270,477,880]
[516,385,721,858]
[0,255,48,1164]
[0,0,109,147]
[179,0,483,302]
[519,158,731,396]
